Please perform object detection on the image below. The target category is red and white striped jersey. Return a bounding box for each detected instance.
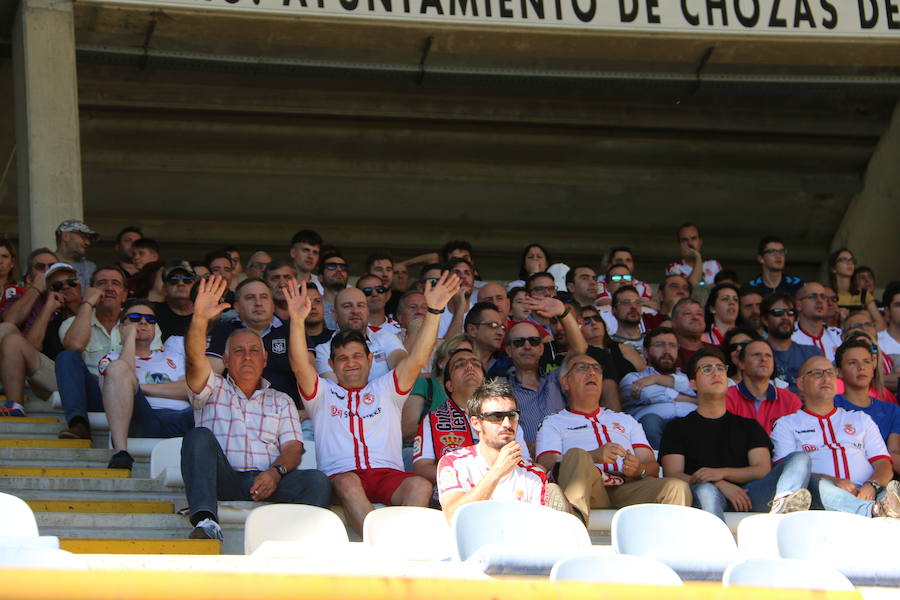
[436,445,548,506]
[301,370,410,477]
[535,408,651,485]
[666,259,722,286]
[771,407,890,486]
[368,316,402,337]
[791,325,843,361]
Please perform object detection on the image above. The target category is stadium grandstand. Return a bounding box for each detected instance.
[0,0,899,595]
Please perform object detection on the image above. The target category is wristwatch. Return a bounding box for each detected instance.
[866,480,883,495]
[272,464,288,477]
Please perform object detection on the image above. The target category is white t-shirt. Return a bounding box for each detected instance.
[315,326,405,380]
[536,408,651,485]
[98,349,187,411]
[666,259,722,286]
[436,445,548,506]
[368,316,403,338]
[878,329,900,358]
[771,407,890,486]
[300,370,409,476]
[791,325,843,362]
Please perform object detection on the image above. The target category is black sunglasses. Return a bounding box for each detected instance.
[581,315,603,324]
[49,278,79,292]
[510,336,542,348]
[362,286,387,296]
[478,410,520,423]
[767,308,796,317]
[125,313,157,324]
[324,263,348,272]
[166,274,196,284]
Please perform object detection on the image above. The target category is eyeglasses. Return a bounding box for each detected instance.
[847,321,875,331]
[767,308,796,317]
[478,410,520,423]
[324,263,348,272]
[608,274,633,283]
[581,315,603,324]
[762,248,787,256]
[509,336,541,348]
[166,274,195,285]
[801,368,837,379]
[614,298,641,307]
[569,362,602,374]
[124,313,157,325]
[529,285,556,294]
[361,286,388,296]
[801,293,835,302]
[473,321,506,331]
[249,261,271,270]
[32,262,54,272]
[697,363,728,375]
[422,277,439,287]
[49,278,79,292]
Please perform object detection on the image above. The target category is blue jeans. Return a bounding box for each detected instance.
[56,350,103,426]
[808,476,880,517]
[181,427,332,524]
[692,451,811,521]
[638,414,667,450]
[128,388,194,438]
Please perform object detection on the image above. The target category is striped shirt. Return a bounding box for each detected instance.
[191,371,302,472]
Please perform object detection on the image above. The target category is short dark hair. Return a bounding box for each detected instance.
[834,337,876,369]
[89,265,127,286]
[445,257,472,273]
[465,301,501,331]
[612,285,639,307]
[330,329,370,360]
[526,271,554,291]
[704,283,740,332]
[441,240,473,264]
[442,347,485,393]
[882,281,900,309]
[643,326,676,350]
[291,229,322,247]
[676,223,698,238]
[686,346,728,380]
[714,269,739,285]
[418,262,443,281]
[468,378,517,418]
[365,252,392,273]
[761,292,794,315]
[263,258,296,280]
[119,298,155,321]
[205,250,231,268]
[234,277,269,300]
[565,264,595,287]
[738,284,762,300]
[27,247,57,267]
[132,238,160,254]
[757,235,784,256]
[319,252,346,274]
[659,273,693,297]
[608,246,632,263]
[398,289,425,312]
[356,273,383,288]
[114,226,142,244]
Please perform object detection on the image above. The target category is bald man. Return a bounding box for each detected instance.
[314,287,407,382]
[791,282,843,361]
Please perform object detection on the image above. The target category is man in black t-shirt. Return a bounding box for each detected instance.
[659,347,812,520]
[153,261,195,342]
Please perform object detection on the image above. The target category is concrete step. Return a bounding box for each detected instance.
[0,466,131,478]
[0,420,67,437]
[0,438,91,448]
[0,447,150,476]
[27,500,175,514]
[0,416,60,424]
[11,488,188,502]
[59,538,220,555]
[1,475,175,493]
[37,512,192,530]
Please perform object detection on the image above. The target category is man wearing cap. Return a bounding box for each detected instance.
[0,262,82,416]
[55,219,99,289]
[153,261,196,342]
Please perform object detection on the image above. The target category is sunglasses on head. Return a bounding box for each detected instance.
[124,313,157,325]
[510,336,542,348]
[166,274,195,284]
[609,274,633,283]
[49,278,79,292]
[478,410,520,423]
[362,286,387,296]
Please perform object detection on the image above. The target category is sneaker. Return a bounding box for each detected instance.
[769,489,812,514]
[873,481,900,519]
[59,421,91,440]
[0,402,26,417]
[189,517,223,542]
[107,450,134,470]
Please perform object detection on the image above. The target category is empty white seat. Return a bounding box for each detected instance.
[149,436,183,480]
[244,504,349,555]
[735,513,784,559]
[0,492,38,537]
[363,506,452,560]
[0,545,87,570]
[723,558,854,591]
[551,552,683,585]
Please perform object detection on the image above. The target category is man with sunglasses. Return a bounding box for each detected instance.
[153,261,196,342]
[770,355,900,518]
[464,302,506,372]
[660,348,812,520]
[319,252,349,331]
[761,293,821,393]
[0,248,59,331]
[596,249,654,308]
[98,300,192,470]
[537,353,690,524]
[438,379,562,521]
[0,262,79,416]
[791,282,843,361]
[244,251,272,281]
[358,273,401,336]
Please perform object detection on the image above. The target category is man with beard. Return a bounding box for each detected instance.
[464,302,506,372]
[738,286,765,337]
[565,265,599,309]
[791,282,843,361]
[671,298,709,368]
[609,286,645,355]
[113,226,142,277]
[725,339,801,434]
[55,220,99,289]
[620,327,697,449]
[319,252,349,331]
[761,293,821,393]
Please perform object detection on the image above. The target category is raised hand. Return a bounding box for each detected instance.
[423,272,461,312]
[83,286,103,308]
[31,270,47,293]
[523,295,565,319]
[283,278,311,323]
[193,275,231,321]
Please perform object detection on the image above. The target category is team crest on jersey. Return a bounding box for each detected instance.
[97,356,110,375]
[166,359,176,369]
[612,422,626,434]
[362,393,375,405]
[802,444,817,453]
[439,433,466,451]
[271,339,287,354]
[439,466,459,489]
[844,424,856,435]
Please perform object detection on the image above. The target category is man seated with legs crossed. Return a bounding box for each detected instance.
[99,300,194,470]
[287,272,461,535]
[536,353,691,524]
[181,276,331,542]
[659,347,812,521]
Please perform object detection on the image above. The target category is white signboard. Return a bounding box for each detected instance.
[91,0,900,37]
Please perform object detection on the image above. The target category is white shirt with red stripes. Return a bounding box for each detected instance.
[368,316,403,337]
[436,445,548,506]
[666,259,722,286]
[301,370,410,477]
[791,325,843,361]
[596,278,654,302]
[535,407,651,486]
[771,406,890,486]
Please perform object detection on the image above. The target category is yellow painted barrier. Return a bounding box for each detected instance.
[0,570,862,600]
[0,416,59,423]
[27,500,174,514]
[0,438,91,448]
[0,467,129,478]
[60,539,219,554]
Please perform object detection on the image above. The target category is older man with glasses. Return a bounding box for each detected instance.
[537,352,690,524]
[791,282,843,361]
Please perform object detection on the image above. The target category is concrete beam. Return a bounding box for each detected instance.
[12,0,83,253]
[830,100,900,285]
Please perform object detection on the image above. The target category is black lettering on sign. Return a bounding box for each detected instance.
[571,0,596,21]
[819,0,837,28]
[522,0,545,19]
[769,0,788,26]
[858,0,878,27]
[553,0,562,18]
[420,0,444,15]
[340,0,358,9]
[887,0,900,28]
[619,0,638,21]
[734,0,760,26]
[499,0,513,17]
[283,0,309,7]
[794,0,815,26]
[681,0,700,24]
[707,0,728,25]
[450,0,478,15]
[647,0,660,23]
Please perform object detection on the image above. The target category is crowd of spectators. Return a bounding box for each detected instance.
[0,218,898,541]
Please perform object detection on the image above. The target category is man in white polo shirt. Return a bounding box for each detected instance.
[287,272,461,535]
[791,282,842,361]
[771,355,900,518]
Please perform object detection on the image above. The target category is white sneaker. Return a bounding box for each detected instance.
[189,517,223,541]
[769,489,811,514]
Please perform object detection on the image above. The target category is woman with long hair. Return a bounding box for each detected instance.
[702,283,739,346]
[507,243,552,290]
[828,247,885,329]
[0,239,20,293]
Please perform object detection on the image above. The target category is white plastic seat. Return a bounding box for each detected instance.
[363,506,452,560]
[611,504,739,581]
[735,513,784,559]
[550,552,683,585]
[149,436,183,480]
[0,492,39,537]
[244,504,349,555]
[723,558,854,590]
[0,545,87,569]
